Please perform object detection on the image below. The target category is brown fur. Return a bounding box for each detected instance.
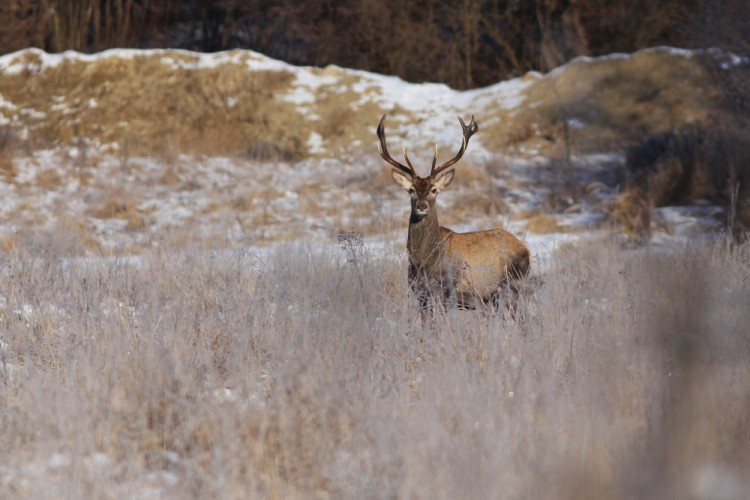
[404,195,530,314]
[378,114,531,317]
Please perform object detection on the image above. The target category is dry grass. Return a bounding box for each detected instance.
[610,186,652,245]
[1,232,748,499]
[1,46,745,164]
[0,50,300,158]
[524,212,571,234]
[0,155,15,180]
[488,48,730,157]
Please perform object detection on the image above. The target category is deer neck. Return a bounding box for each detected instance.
[407,208,445,268]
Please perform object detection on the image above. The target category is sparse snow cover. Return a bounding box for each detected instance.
[461,76,539,115]
[651,205,724,245]
[1,44,745,163]
[0,93,16,111]
[523,232,583,274]
[712,48,749,70]
[307,132,325,154]
[567,118,585,129]
[0,45,736,263]
[0,45,294,76]
[0,46,746,500]
[0,45,541,158]
[0,47,140,75]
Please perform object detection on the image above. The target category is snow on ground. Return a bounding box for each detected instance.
[0,140,724,265]
[0,52,734,494]
[8,44,725,159]
[0,46,733,264]
[0,46,745,500]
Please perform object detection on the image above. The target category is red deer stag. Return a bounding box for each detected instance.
[377,115,530,318]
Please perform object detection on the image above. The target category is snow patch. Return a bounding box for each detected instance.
[307,132,325,154]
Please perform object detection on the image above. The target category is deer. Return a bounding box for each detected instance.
[377,115,531,319]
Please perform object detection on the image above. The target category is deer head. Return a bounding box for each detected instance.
[377,115,478,221]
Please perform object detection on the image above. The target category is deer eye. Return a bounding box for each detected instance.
[408,188,416,195]
[431,188,437,194]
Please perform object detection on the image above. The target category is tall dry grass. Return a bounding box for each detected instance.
[1,233,749,498]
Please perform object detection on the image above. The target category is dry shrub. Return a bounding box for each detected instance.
[448,161,512,218]
[2,0,745,92]
[49,214,102,255]
[0,234,17,251]
[318,107,355,140]
[610,185,652,245]
[90,198,145,230]
[35,167,63,190]
[525,212,569,234]
[491,48,726,158]
[623,125,750,239]
[506,123,537,145]
[450,159,490,187]
[245,141,299,162]
[366,164,396,192]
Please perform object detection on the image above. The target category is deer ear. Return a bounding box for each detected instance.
[391,169,414,191]
[433,169,455,191]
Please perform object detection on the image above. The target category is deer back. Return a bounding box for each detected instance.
[443,227,530,297]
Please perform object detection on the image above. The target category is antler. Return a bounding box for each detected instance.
[376,115,414,177]
[431,115,479,177]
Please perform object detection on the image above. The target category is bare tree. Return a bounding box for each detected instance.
[1,0,746,90]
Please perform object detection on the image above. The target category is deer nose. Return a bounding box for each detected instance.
[416,200,429,213]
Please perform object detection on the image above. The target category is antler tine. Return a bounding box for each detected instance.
[431,115,479,177]
[377,115,414,177]
[431,143,438,171]
[402,146,416,171]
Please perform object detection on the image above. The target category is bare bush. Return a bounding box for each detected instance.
[3,1,746,89]
[684,0,750,56]
[622,125,750,239]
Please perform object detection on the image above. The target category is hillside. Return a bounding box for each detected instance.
[0,46,745,159]
[0,46,748,255]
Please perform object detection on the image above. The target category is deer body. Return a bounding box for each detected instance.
[378,115,530,316]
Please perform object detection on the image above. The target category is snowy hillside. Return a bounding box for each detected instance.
[0,46,745,159]
[0,46,747,259]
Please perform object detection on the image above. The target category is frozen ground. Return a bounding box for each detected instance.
[0,143,725,271]
[0,46,747,499]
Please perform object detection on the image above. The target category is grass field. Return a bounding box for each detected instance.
[1,44,748,500]
[1,233,748,499]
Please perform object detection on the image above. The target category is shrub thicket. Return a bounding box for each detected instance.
[623,125,750,239]
[1,0,748,89]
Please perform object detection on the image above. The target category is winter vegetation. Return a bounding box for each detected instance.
[1,0,749,89]
[0,45,748,253]
[1,4,750,498]
[1,233,749,498]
